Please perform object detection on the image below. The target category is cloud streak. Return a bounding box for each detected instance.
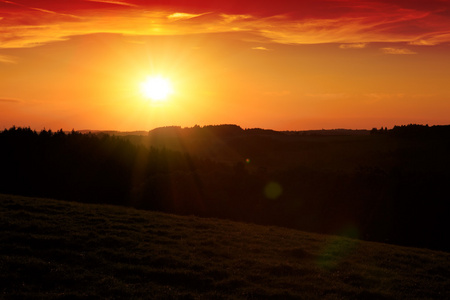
[1,0,449,48]
[252,46,270,51]
[381,47,417,55]
[339,43,367,49]
[0,97,21,103]
[84,0,137,7]
[167,12,208,21]
[0,54,17,63]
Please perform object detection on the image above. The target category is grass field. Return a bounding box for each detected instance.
[1,194,449,299]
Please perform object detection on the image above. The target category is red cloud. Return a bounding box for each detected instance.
[1,0,449,48]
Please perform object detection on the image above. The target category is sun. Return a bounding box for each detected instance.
[140,76,173,101]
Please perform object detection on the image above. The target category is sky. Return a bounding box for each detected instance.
[1,0,450,131]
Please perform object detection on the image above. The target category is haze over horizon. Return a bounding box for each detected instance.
[1,0,450,131]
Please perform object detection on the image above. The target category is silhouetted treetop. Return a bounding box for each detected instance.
[1,125,450,251]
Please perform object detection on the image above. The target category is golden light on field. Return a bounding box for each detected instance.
[140,76,173,102]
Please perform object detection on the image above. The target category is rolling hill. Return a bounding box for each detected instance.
[1,194,449,299]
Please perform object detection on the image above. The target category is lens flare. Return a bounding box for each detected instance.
[264,181,283,199]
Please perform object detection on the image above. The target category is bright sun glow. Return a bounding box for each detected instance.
[140,76,173,101]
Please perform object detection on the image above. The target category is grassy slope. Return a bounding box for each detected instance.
[1,194,449,299]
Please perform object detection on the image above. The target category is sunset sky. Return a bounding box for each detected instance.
[1,0,450,131]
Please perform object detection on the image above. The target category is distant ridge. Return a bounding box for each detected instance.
[76,129,149,136]
[76,124,370,137]
[284,128,369,136]
[73,123,450,137]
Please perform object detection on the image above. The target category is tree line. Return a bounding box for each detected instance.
[1,125,449,251]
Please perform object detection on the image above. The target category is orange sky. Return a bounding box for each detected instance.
[1,0,450,131]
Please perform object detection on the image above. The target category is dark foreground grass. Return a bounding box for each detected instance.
[1,194,449,299]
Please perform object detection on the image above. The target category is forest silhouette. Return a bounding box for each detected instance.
[1,124,449,251]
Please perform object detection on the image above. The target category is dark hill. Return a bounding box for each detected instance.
[1,194,449,299]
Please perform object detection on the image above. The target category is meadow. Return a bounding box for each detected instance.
[1,193,449,299]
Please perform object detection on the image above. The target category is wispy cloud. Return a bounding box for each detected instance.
[365,93,406,99]
[0,54,17,64]
[84,0,137,7]
[168,12,208,21]
[0,97,21,103]
[0,0,450,48]
[409,40,436,46]
[220,14,252,23]
[339,43,367,49]
[251,46,270,51]
[381,47,417,55]
[409,32,450,46]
